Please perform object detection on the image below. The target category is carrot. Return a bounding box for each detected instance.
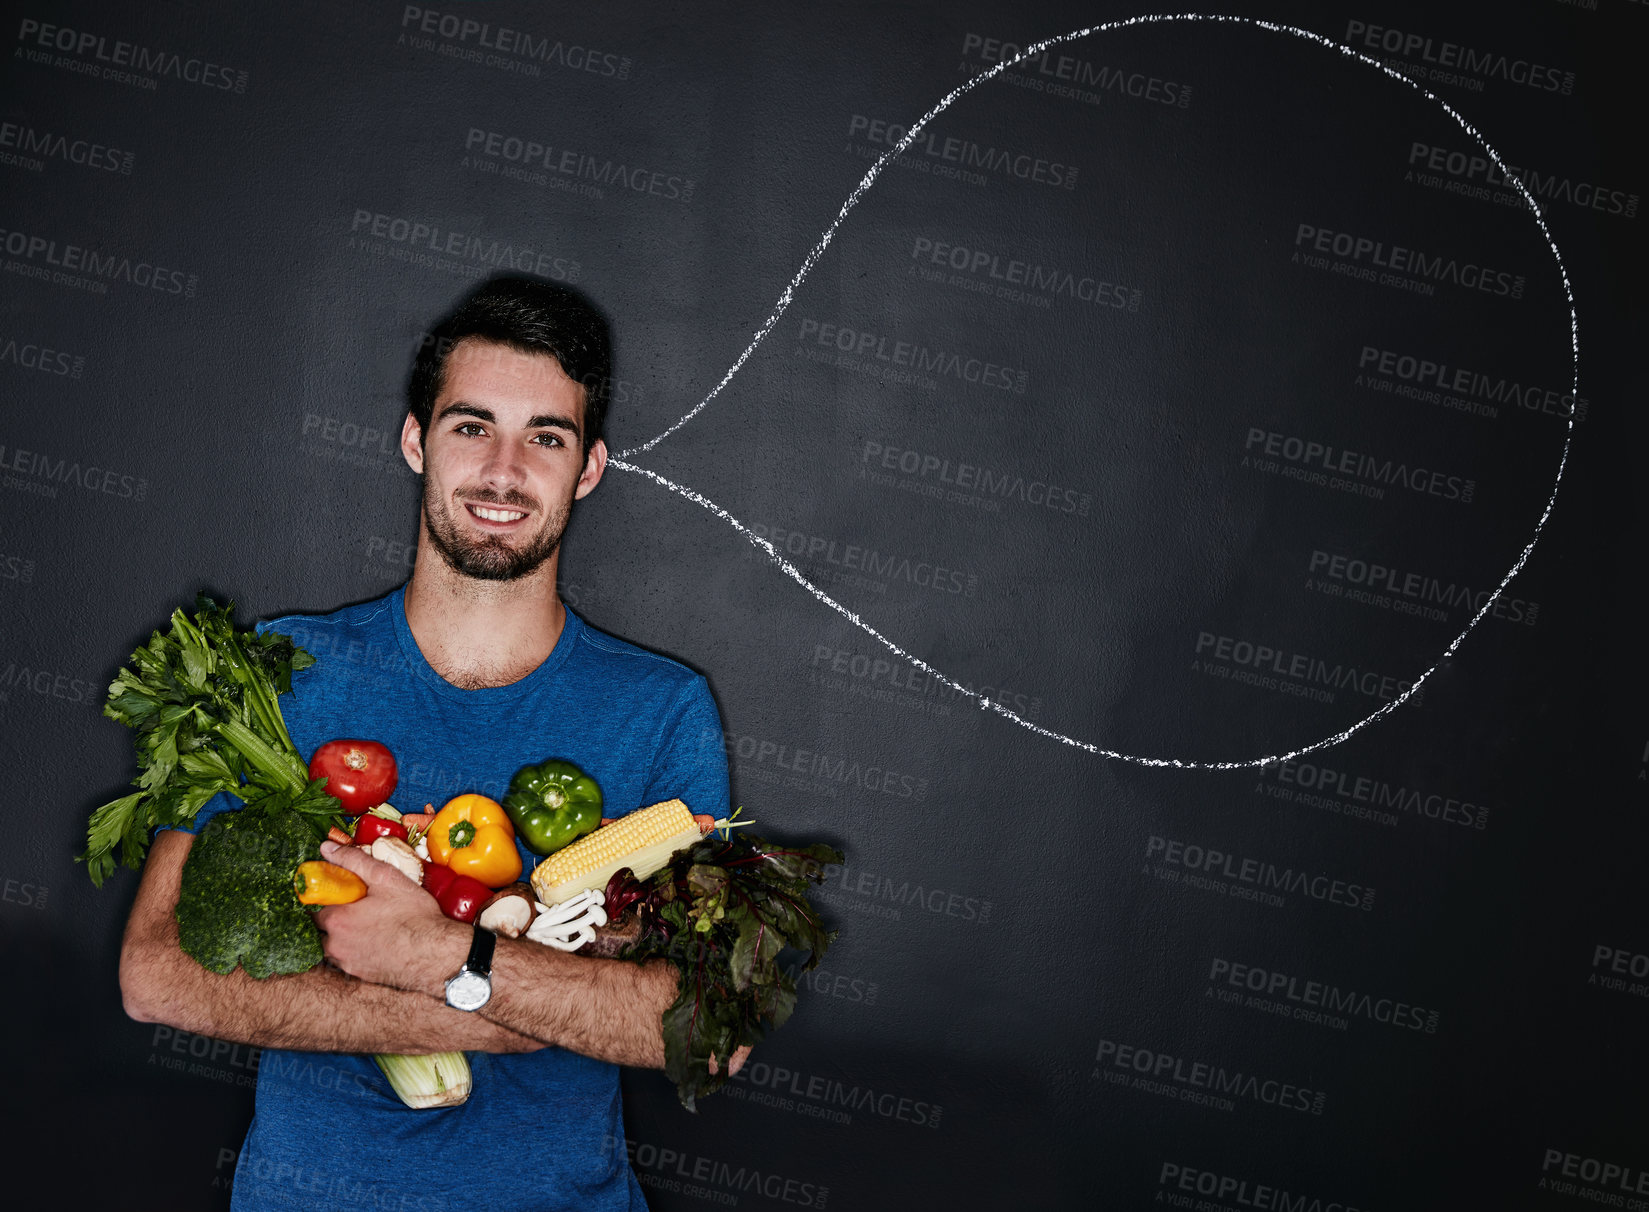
[400,812,434,833]
[327,825,353,845]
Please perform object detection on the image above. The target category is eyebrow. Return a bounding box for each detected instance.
[436,402,581,438]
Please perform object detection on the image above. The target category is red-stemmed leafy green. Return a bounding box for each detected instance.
[606,831,842,1110]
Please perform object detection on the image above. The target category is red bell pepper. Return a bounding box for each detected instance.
[422,859,456,900]
[434,871,491,924]
[422,860,488,923]
[354,815,408,847]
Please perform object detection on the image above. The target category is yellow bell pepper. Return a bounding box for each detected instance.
[293,860,368,906]
[428,793,522,888]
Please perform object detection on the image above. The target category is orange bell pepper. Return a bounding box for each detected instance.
[293,860,368,905]
[428,793,522,888]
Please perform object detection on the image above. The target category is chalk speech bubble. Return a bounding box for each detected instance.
[611,14,1578,770]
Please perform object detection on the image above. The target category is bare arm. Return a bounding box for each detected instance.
[119,829,544,1055]
[315,841,748,1073]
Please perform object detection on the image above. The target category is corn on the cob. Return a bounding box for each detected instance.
[531,799,700,907]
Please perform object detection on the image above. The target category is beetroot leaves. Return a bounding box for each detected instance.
[605,829,843,1110]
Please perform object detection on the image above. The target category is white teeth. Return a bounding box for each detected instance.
[471,506,526,522]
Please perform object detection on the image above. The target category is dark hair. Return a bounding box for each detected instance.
[407,275,612,451]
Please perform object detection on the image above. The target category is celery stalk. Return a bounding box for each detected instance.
[372,1051,472,1109]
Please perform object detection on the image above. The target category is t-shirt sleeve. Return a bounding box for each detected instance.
[156,789,243,836]
[636,675,730,820]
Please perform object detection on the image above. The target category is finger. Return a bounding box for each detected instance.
[318,839,401,888]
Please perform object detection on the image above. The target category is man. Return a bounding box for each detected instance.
[119,276,739,1211]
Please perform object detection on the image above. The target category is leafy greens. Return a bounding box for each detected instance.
[82,596,337,887]
[609,830,844,1111]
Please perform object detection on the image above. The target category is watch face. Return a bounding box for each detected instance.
[446,968,491,1012]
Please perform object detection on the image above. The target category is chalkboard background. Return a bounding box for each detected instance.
[3,2,1644,1209]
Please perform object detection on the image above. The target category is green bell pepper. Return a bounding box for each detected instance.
[502,758,603,856]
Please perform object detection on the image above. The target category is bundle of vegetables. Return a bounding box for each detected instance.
[599,825,843,1111]
[82,596,335,886]
[82,598,470,1108]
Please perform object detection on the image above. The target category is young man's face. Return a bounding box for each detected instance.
[400,337,607,582]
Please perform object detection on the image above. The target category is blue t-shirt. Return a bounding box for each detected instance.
[181,586,729,1212]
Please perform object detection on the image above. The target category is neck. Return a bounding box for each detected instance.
[402,527,568,690]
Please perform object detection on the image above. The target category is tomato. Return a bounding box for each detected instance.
[309,739,398,815]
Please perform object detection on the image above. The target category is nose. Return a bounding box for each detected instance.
[476,435,526,491]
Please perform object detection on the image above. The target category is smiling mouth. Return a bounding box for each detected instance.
[466,504,529,523]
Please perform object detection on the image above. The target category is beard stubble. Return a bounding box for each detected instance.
[422,483,571,582]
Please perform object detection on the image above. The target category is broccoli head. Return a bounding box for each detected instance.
[176,804,324,979]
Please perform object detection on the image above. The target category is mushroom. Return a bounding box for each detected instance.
[368,836,424,885]
[477,883,536,938]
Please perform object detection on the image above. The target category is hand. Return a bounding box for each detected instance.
[312,841,468,996]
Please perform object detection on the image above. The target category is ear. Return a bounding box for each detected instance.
[400,414,425,475]
[573,437,608,501]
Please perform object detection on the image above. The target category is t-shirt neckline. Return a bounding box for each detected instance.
[390,584,581,703]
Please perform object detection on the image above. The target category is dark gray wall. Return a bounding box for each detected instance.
[5,1,1644,1208]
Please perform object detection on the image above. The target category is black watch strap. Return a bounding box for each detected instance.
[464,922,496,977]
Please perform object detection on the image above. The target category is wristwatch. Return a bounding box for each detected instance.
[444,924,495,1012]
